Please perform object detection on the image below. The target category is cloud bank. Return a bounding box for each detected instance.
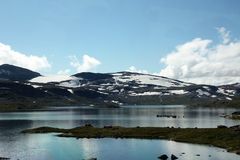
[57,69,71,75]
[159,27,240,85]
[70,54,101,73]
[127,66,149,74]
[0,42,51,71]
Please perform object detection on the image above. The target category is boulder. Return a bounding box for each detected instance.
[232,111,240,115]
[171,154,178,160]
[217,125,228,128]
[104,125,113,128]
[85,124,93,127]
[158,154,168,160]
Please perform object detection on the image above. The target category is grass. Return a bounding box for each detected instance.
[231,115,240,120]
[224,112,240,120]
[22,125,240,155]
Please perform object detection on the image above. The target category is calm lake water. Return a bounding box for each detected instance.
[0,105,240,160]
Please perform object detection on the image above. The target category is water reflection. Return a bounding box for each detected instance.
[0,105,239,128]
[0,105,239,160]
[3,136,238,160]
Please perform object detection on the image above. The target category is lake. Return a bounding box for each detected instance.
[0,105,240,160]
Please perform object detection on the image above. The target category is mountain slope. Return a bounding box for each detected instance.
[0,64,41,81]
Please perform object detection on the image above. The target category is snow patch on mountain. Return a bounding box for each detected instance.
[217,88,236,96]
[30,75,73,83]
[203,86,211,91]
[211,95,217,98]
[25,83,42,88]
[130,92,161,96]
[59,78,82,88]
[31,84,41,88]
[225,97,232,101]
[169,90,188,94]
[67,89,74,94]
[129,89,188,96]
[196,89,211,97]
[112,73,190,87]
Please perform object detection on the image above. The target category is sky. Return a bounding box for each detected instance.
[0,0,240,85]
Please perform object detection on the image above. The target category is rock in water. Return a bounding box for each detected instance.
[171,154,178,160]
[217,125,227,128]
[158,154,168,160]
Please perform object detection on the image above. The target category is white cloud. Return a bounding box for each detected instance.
[0,42,51,71]
[57,69,71,75]
[159,27,240,85]
[217,27,230,44]
[70,54,101,72]
[127,66,149,74]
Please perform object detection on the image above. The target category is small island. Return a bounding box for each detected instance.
[22,125,240,155]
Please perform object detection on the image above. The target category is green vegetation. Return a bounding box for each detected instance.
[225,115,240,120]
[224,111,240,120]
[231,115,240,120]
[22,125,240,155]
[0,98,119,112]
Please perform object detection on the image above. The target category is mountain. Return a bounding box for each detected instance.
[26,71,240,107]
[0,64,41,81]
[0,64,240,111]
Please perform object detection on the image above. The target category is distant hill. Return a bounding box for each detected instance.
[0,64,41,81]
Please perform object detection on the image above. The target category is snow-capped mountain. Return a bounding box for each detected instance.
[0,64,240,110]
[30,72,192,88]
[29,71,239,101]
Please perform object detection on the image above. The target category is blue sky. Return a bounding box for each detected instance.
[0,0,240,84]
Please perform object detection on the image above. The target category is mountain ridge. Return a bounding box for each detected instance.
[0,64,240,111]
[0,64,41,81]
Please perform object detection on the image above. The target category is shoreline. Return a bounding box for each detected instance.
[1,104,240,112]
[22,125,240,155]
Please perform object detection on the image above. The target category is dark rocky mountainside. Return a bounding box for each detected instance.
[0,64,41,81]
